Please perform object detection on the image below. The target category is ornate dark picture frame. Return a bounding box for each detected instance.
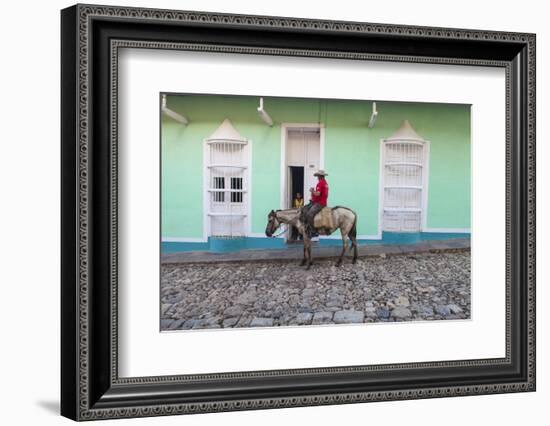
[61,3,536,421]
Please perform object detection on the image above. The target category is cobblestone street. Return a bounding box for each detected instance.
[160,251,470,330]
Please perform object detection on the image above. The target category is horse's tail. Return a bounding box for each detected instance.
[350,211,357,240]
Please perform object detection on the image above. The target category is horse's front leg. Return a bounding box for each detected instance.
[297,227,307,266]
[306,240,313,270]
[303,236,312,270]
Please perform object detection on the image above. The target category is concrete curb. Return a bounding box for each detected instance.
[161,238,471,265]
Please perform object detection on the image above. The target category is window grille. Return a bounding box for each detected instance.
[212,176,225,203]
[230,177,243,203]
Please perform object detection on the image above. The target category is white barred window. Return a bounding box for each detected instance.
[205,119,249,238]
[382,121,429,233]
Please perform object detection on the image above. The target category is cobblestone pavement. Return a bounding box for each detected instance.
[160,251,470,331]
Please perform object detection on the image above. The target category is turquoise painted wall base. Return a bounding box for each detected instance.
[162,232,470,254]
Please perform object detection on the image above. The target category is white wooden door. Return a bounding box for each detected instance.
[304,130,321,199]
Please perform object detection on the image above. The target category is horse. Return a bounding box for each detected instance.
[265,206,358,270]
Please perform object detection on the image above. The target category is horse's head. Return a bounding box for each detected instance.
[265,210,280,237]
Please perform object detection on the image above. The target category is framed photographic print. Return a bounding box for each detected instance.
[61,3,536,421]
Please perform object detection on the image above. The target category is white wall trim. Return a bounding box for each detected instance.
[377,138,384,238]
[421,140,431,231]
[281,122,325,129]
[423,228,471,234]
[202,138,209,241]
[246,139,253,237]
[162,237,208,243]
[279,125,286,210]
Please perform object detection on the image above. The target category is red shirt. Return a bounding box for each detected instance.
[312,178,329,207]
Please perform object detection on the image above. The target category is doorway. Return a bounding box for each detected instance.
[289,166,304,207]
[283,125,323,241]
[288,166,304,242]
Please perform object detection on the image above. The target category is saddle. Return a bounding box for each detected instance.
[313,207,335,233]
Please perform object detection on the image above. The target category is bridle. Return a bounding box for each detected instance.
[271,224,289,238]
[268,210,301,238]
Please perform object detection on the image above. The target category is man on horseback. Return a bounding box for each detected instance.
[266,178,358,267]
[302,169,329,237]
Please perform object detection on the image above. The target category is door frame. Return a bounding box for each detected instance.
[280,123,325,211]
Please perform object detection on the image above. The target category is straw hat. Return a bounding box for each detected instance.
[314,169,328,177]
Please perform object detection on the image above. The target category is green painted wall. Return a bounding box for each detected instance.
[162,121,204,239]
[161,95,470,239]
[323,100,379,235]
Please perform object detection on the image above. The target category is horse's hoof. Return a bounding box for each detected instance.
[352,258,357,264]
[335,261,342,267]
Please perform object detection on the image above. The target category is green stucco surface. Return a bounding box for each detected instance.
[161,95,470,239]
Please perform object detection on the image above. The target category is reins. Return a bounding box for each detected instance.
[271,225,289,238]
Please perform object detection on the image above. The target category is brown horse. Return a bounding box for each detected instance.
[265,207,358,269]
